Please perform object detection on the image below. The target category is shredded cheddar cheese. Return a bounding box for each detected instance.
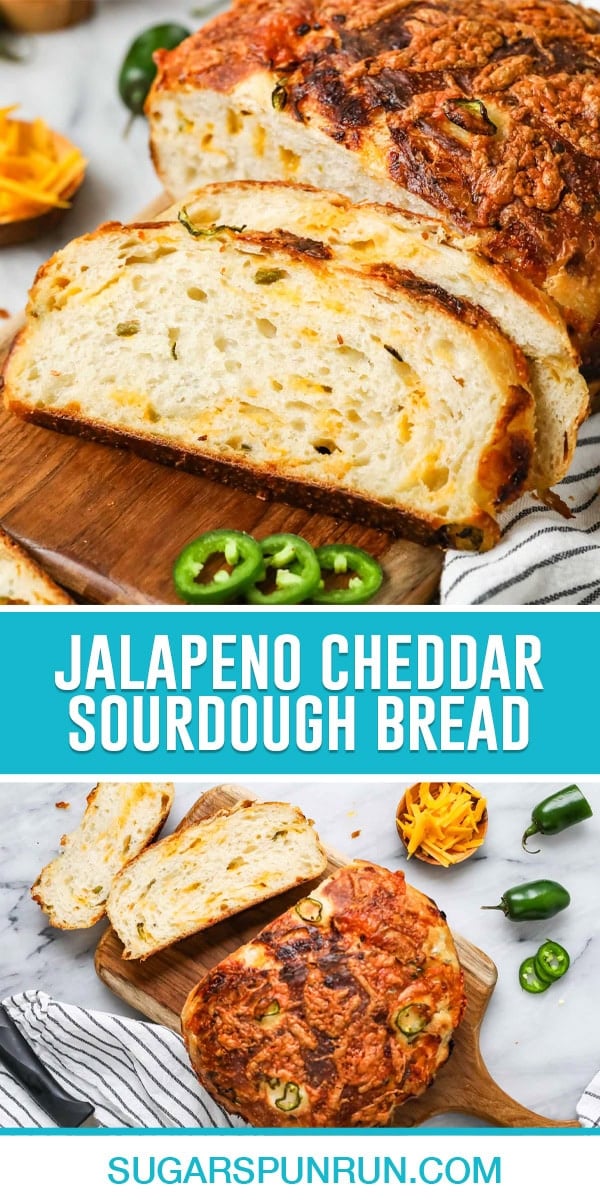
[396,781,487,867]
[0,106,86,222]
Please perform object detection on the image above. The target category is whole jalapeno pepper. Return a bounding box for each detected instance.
[521,784,593,853]
[118,23,192,117]
[481,879,570,921]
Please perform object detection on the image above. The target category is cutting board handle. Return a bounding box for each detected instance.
[463,1066,579,1128]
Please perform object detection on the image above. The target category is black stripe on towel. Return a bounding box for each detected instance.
[476,541,600,604]
[11,997,142,1125]
[0,1074,42,1127]
[444,517,600,600]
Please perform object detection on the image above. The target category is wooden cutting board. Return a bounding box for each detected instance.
[0,195,442,605]
[95,784,577,1128]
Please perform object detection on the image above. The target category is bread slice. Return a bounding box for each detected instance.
[2,215,535,551]
[106,799,328,960]
[0,527,73,604]
[31,782,175,929]
[160,183,588,491]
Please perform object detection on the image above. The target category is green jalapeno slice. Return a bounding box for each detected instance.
[482,879,571,921]
[295,897,323,924]
[173,530,262,603]
[274,1082,301,1112]
[519,957,551,994]
[395,1003,429,1038]
[534,941,570,983]
[244,533,321,605]
[314,544,383,604]
[118,23,191,116]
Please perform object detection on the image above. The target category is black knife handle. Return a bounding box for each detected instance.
[0,1006,94,1126]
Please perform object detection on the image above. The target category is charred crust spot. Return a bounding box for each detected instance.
[494,433,532,504]
[368,263,497,330]
[479,383,534,507]
[238,229,332,260]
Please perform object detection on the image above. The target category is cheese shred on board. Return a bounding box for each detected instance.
[0,106,86,222]
[397,781,487,867]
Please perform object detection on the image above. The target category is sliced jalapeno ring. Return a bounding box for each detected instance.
[245,533,321,605]
[534,941,570,983]
[274,1082,301,1112]
[262,1000,281,1018]
[314,544,383,604]
[519,956,551,993]
[295,897,323,924]
[173,530,262,603]
[395,1003,429,1038]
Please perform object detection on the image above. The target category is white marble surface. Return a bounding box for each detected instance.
[0,0,224,321]
[1,776,599,1127]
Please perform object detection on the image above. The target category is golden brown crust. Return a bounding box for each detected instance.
[4,394,501,551]
[477,384,534,506]
[152,0,600,367]
[182,861,466,1127]
[0,525,73,605]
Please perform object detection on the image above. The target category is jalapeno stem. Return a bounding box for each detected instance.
[521,823,541,853]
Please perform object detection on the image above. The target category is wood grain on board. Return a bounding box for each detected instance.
[95,784,577,1128]
[0,194,442,605]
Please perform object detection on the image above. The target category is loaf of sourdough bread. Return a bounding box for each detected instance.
[106,799,328,960]
[147,0,600,376]
[160,182,588,490]
[182,861,465,1126]
[3,213,535,551]
[31,782,175,928]
[0,527,73,604]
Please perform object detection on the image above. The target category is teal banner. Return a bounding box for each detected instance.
[0,609,590,773]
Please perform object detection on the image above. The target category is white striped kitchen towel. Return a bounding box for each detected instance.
[441,413,600,605]
[576,1071,600,1128]
[0,991,244,1129]
[0,990,587,1129]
